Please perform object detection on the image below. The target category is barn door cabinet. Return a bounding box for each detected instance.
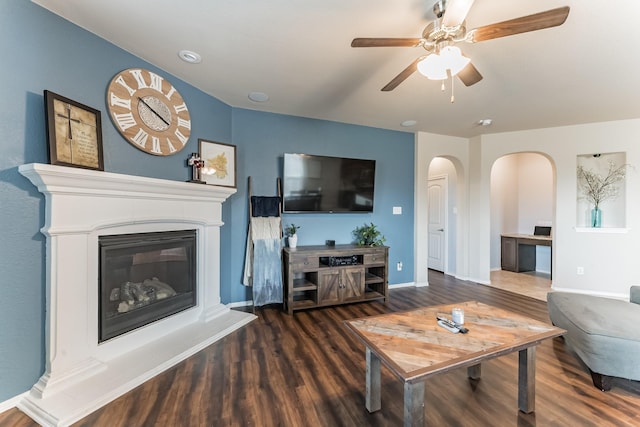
[283,244,388,314]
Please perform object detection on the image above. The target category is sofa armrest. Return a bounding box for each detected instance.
[631,286,640,305]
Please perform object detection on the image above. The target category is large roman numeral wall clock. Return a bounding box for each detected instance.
[107,68,191,156]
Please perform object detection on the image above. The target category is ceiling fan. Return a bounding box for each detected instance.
[352,0,570,92]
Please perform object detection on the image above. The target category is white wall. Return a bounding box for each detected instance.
[490,155,519,269]
[516,153,554,233]
[415,118,640,299]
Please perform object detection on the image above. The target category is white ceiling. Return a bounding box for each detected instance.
[33,0,640,138]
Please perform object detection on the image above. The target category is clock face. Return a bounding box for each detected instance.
[107,68,191,156]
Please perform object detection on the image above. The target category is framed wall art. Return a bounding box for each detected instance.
[199,139,237,188]
[44,90,104,171]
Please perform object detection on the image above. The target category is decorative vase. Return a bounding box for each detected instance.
[591,207,602,228]
[288,234,298,248]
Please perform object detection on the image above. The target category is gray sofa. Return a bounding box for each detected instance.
[547,286,640,391]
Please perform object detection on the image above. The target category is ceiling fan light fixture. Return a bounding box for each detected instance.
[417,54,447,80]
[439,45,470,75]
[352,4,569,93]
[417,46,469,80]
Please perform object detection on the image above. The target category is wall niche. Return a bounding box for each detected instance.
[576,152,627,229]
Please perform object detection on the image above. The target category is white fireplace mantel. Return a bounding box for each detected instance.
[18,163,255,427]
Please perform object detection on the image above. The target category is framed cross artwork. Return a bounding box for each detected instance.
[44,90,104,171]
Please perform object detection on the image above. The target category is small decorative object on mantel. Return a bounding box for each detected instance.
[577,159,629,227]
[186,152,207,183]
[353,222,386,246]
[284,224,300,248]
[44,90,104,171]
[199,139,237,188]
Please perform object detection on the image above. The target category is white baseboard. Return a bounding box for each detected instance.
[389,282,418,289]
[466,276,490,285]
[228,300,253,308]
[550,286,628,301]
[0,392,26,415]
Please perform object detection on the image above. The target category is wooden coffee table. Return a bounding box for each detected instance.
[344,301,565,426]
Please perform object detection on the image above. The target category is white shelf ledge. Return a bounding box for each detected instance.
[574,227,629,234]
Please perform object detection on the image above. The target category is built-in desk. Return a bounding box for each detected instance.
[501,234,552,274]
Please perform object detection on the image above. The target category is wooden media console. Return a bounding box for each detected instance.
[283,244,388,314]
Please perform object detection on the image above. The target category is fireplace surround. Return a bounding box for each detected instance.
[18,163,255,427]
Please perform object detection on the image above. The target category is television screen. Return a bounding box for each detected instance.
[282,153,376,213]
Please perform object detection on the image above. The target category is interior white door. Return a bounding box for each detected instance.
[427,176,447,272]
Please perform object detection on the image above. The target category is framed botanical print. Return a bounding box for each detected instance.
[199,139,237,188]
[44,90,104,170]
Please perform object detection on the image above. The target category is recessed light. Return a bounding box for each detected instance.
[478,119,493,126]
[178,50,201,64]
[401,120,417,127]
[248,92,269,102]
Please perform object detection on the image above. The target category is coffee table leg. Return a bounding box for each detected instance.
[366,347,381,412]
[467,363,481,380]
[404,381,425,427]
[518,346,536,413]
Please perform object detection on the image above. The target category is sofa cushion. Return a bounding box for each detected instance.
[547,291,640,380]
[547,292,640,340]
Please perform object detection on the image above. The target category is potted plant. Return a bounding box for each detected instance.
[352,222,386,247]
[284,224,300,248]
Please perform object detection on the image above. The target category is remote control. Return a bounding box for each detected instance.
[438,319,460,333]
[436,316,469,334]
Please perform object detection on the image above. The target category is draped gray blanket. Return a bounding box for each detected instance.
[242,217,283,306]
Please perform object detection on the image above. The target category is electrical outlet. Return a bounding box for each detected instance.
[397,261,403,271]
[577,266,584,275]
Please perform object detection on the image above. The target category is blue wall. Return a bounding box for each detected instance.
[0,0,414,402]
[226,109,415,303]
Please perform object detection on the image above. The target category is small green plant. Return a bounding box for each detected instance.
[352,222,386,247]
[284,223,300,237]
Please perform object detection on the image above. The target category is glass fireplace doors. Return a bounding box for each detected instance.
[98,230,197,342]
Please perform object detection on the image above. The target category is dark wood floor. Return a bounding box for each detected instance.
[2,271,640,426]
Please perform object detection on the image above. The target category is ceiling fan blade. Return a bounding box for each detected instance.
[442,0,476,28]
[351,38,422,48]
[381,57,423,91]
[470,6,570,43]
[457,62,483,87]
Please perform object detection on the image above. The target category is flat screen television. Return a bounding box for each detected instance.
[282,153,376,213]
